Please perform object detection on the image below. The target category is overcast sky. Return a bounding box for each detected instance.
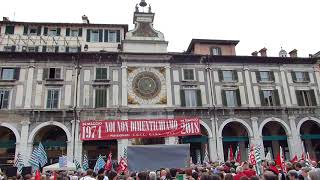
[1,0,319,57]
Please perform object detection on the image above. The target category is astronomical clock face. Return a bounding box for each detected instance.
[128,67,167,105]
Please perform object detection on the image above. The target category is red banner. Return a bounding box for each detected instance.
[80,117,200,141]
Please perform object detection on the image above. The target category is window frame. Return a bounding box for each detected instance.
[70,29,79,37]
[294,72,309,82]
[5,25,15,35]
[94,87,108,108]
[95,67,109,80]
[43,67,62,80]
[29,27,38,36]
[1,68,15,80]
[211,47,222,56]
[180,85,202,107]
[90,30,100,42]
[182,68,196,81]
[48,28,57,36]
[220,70,238,82]
[0,90,10,109]
[46,88,60,109]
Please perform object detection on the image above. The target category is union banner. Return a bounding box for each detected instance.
[80,117,200,141]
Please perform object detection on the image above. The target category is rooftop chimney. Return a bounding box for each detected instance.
[2,17,10,21]
[289,49,298,58]
[251,51,259,56]
[82,15,89,24]
[259,47,267,57]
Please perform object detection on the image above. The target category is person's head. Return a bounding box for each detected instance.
[108,170,118,180]
[149,171,156,180]
[160,170,167,178]
[137,172,148,180]
[248,164,254,169]
[287,170,298,180]
[200,174,221,180]
[263,171,278,180]
[98,168,105,175]
[249,176,259,180]
[295,163,302,170]
[97,174,105,180]
[269,161,276,166]
[236,166,243,173]
[301,167,310,177]
[169,168,177,178]
[230,168,236,174]
[224,173,234,180]
[240,177,249,180]
[86,169,94,177]
[309,169,320,180]
[192,172,199,180]
[185,168,193,176]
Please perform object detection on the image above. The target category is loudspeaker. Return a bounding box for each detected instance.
[6,167,17,177]
[21,166,32,176]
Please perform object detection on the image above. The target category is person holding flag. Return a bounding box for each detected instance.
[14,153,24,173]
[94,155,106,172]
[117,157,128,173]
[105,152,112,171]
[227,145,234,161]
[235,144,241,163]
[83,154,89,171]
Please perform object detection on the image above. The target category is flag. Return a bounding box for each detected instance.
[29,147,40,171]
[53,171,57,180]
[235,144,241,163]
[105,152,112,171]
[117,157,128,173]
[14,153,24,173]
[59,156,67,168]
[254,145,262,175]
[249,145,256,165]
[290,154,298,163]
[82,154,89,171]
[74,159,81,170]
[203,144,210,163]
[37,142,48,167]
[35,170,41,180]
[275,146,286,173]
[228,145,234,161]
[265,151,272,161]
[94,155,106,172]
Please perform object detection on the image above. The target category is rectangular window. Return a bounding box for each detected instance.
[29,27,38,35]
[183,69,195,81]
[43,68,61,80]
[108,31,117,43]
[211,47,222,55]
[48,28,57,36]
[5,25,14,34]
[293,72,310,82]
[222,89,241,107]
[1,68,15,80]
[70,29,79,37]
[296,90,317,106]
[0,90,9,109]
[95,88,107,108]
[96,68,108,80]
[4,46,13,52]
[260,90,280,106]
[90,30,99,42]
[46,89,59,109]
[220,70,238,82]
[180,88,202,107]
[69,47,79,52]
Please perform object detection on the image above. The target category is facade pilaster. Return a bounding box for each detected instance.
[288,116,302,158]
[20,120,30,165]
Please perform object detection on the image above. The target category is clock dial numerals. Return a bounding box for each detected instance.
[132,72,161,100]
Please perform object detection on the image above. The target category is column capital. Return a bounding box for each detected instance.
[21,120,30,126]
[288,116,296,121]
[121,66,128,69]
[165,65,171,69]
[210,117,218,121]
[251,117,259,121]
[243,66,249,71]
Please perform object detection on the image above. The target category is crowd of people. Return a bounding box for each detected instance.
[1,159,320,180]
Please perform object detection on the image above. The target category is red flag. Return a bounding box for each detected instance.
[275,146,286,172]
[104,152,112,171]
[35,170,41,180]
[290,154,298,163]
[117,157,128,173]
[301,152,305,160]
[229,145,234,161]
[53,171,57,180]
[249,145,256,165]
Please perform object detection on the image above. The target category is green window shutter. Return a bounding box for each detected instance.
[14,68,20,80]
[102,68,108,79]
[233,70,238,81]
[180,89,186,107]
[96,68,101,79]
[55,46,59,53]
[256,71,261,82]
[221,90,227,106]
[78,28,83,37]
[260,90,265,106]
[236,89,241,106]
[43,68,48,80]
[304,72,310,82]
[2,91,10,109]
[66,28,70,36]
[104,30,109,42]
[296,90,304,106]
[86,29,91,42]
[5,25,14,34]
[47,90,52,108]
[96,89,107,108]
[42,46,47,52]
[99,29,103,42]
[274,90,280,106]
[37,26,42,36]
[196,89,202,107]
[65,47,69,53]
[43,27,48,36]
[56,28,61,36]
[23,25,28,35]
[291,72,297,82]
[95,89,100,107]
[218,70,223,82]
[270,72,275,82]
[116,30,121,42]
[53,90,59,108]
[309,90,317,106]
[55,68,61,79]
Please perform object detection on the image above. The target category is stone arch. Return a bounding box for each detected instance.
[218,118,253,138]
[0,123,21,143]
[259,117,292,137]
[297,117,320,133]
[200,120,213,138]
[28,121,72,143]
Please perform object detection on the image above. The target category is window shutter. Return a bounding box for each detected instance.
[95,89,100,107]
[66,28,70,36]
[102,68,108,79]
[274,90,280,106]
[236,89,241,106]
[78,46,81,52]
[35,46,39,52]
[14,68,20,80]
[78,28,83,37]
[256,72,261,82]
[99,29,103,42]
[11,46,16,52]
[55,68,61,79]
[37,26,42,36]
[309,90,317,106]
[55,46,59,53]
[56,28,61,36]
[23,25,28,35]
[296,90,303,106]
[180,89,186,107]
[104,30,109,42]
[53,90,59,108]
[0,68,2,79]
[270,72,275,82]
[291,72,297,82]
[218,48,222,55]
[65,47,69,53]
[46,90,52,108]
[260,90,265,106]
[43,68,49,80]
[196,89,202,107]
[218,70,223,82]
[42,46,47,52]
[116,30,121,42]
[221,90,227,106]
[233,70,238,81]
[304,72,310,82]
[43,27,48,36]
[86,29,91,42]
[2,91,10,109]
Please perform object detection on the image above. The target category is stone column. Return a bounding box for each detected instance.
[121,64,128,106]
[206,67,214,106]
[288,116,302,158]
[74,120,83,163]
[20,121,30,164]
[165,65,173,106]
[244,67,255,107]
[209,117,218,161]
[251,117,265,158]
[280,67,292,106]
[215,119,224,162]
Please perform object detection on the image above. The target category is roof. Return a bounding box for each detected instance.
[186,39,240,53]
[0,21,128,32]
